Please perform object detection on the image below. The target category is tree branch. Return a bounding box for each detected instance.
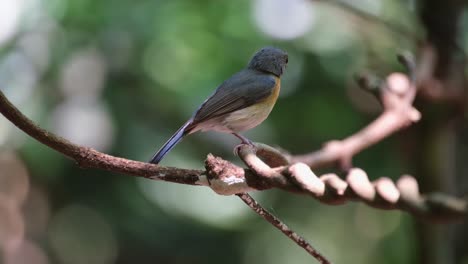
[0,89,205,185]
[229,144,467,222]
[237,193,330,264]
[291,54,420,169]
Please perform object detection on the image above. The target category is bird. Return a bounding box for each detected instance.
[149,47,288,164]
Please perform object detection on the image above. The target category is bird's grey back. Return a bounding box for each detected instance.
[190,69,277,125]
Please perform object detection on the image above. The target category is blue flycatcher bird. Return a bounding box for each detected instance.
[149,47,288,164]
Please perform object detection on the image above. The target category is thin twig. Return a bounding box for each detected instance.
[236,193,331,264]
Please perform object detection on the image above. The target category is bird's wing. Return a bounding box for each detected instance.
[191,70,277,124]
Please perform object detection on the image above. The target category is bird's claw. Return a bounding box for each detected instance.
[233,142,256,156]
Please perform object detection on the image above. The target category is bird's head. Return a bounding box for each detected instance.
[247,47,288,77]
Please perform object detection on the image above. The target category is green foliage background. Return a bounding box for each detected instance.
[0,0,448,263]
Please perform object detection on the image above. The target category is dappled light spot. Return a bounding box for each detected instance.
[253,0,315,40]
[60,48,108,99]
[0,196,25,254]
[0,51,38,105]
[0,0,24,45]
[17,31,52,74]
[300,5,356,54]
[4,239,49,264]
[51,98,115,151]
[143,41,195,90]
[0,50,44,148]
[0,152,29,206]
[296,4,365,82]
[48,205,118,264]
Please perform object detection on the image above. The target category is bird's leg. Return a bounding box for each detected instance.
[232,133,255,156]
[232,133,253,145]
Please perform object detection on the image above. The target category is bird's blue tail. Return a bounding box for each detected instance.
[149,121,192,164]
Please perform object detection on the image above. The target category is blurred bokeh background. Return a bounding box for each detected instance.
[0,0,466,263]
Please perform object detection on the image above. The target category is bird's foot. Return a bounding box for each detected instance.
[232,133,256,156]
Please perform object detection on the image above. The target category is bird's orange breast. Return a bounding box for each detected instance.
[260,75,281,106]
